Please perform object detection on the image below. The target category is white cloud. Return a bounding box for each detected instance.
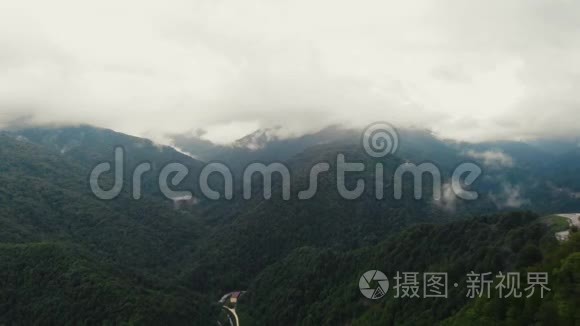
[490,184,530,209]
[434,183,458,212]
[0,0,579,143]
[464,150,514,168]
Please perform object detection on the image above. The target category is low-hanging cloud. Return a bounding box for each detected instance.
[1,0,579,144]
[490,184,530,209]
[464,150,514,168]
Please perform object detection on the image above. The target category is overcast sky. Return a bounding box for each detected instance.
[0,0,579,144]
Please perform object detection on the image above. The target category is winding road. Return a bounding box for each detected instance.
[217,291,245,326]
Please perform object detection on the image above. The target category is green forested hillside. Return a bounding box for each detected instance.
[0,132,208,274]
[239,212,579,325]
[0,126,579,325]
[0,242,215,325]
[443,233,580,326]
[0,131,216,323]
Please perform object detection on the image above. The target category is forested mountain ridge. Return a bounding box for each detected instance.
[13,126,206,197]
[0,131,216,323]
[182,129,580,295]
[239,212,579,325]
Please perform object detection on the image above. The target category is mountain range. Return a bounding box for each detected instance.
[0,124,578,324]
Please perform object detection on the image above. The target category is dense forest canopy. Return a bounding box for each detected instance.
[0,126,578,324]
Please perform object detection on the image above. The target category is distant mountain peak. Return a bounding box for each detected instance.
[232,127,282,151]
